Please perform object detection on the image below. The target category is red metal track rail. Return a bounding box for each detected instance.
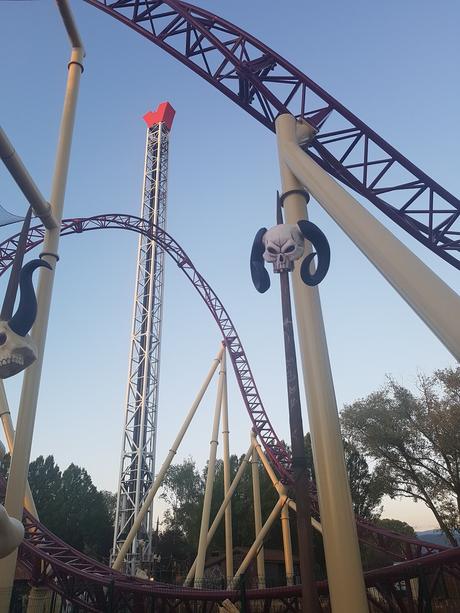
[5,486,460,612]
[84,0,460,270]
[0,216,446,574]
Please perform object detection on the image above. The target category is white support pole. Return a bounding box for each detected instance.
[252,433,322,533]
[251,446,265,588]
[276,113,369,613]
[230,496,287,589]
[278,114,460,361]
[194,353,226,587]
[0,128,56,230]
[0,382,37,517]
[184,442,254,586]
[287,499,322,533]
[280,502,294,586]
[113,344,224,570]
[221,350,234,585]
[0,3,84,607]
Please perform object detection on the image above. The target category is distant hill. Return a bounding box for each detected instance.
[417,530,459,546]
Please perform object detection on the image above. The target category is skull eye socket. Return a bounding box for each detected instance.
[284,245,296,253]
[0,333,7,345]
[267,247,278,255]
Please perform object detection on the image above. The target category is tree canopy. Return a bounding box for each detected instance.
[1,454,114,561]
[304,434,385,520]
[341,367,460,545]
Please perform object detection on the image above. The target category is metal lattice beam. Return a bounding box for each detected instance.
[84,0,460,270]
[112,118,171,574]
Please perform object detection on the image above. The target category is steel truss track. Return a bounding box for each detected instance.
[83,0,460,270]
[0,216,447,584]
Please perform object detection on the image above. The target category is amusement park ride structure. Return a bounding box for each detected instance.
[112,102,175,576]
[0,1,459,612]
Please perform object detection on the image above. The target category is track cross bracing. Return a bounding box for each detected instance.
[84,0,460,270]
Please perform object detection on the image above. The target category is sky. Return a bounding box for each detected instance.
[0,0,459,533]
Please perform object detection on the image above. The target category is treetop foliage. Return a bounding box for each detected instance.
[1,453,115,561]
[341,366,460,545]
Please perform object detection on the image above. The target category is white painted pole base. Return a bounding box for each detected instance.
[280,502,294,586]
[251,446,265,589]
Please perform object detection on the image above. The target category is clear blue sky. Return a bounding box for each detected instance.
[1,0,459,531]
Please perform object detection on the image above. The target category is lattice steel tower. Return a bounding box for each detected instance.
[112,102,175,574]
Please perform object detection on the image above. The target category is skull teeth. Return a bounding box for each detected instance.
[0,356,24,366]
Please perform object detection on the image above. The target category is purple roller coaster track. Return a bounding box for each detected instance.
[83,0,460,272]
[3,1,460,610]
[1,216,459,612]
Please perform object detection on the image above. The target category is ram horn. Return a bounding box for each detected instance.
[297,220,330,286]
[8,259,52,337]
[0,207,33,321]
[250,227,270,293]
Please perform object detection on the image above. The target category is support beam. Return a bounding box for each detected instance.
[251,446,265,588]
[221,350,234,585]
[194,352,226,587]
[0,382,37,517]
[184,442,254,586]
[230,496,287,588]
[0,3,84,607]
[280,502,294,586]
[113,344,224,570]
[278,114,460,361]
[276,113,369,613]
[0,127,56,230]
[252,434,322,533]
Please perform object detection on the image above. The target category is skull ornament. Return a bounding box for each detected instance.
[0,259,51,379]
[262,224,305,272]
[250,218,331,293]
[0,321,38,379]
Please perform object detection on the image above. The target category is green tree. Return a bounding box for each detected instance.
[304,435,384,520]
[28,455,62,530]
[2,453,114,560]
[375,518,416,537]
[0,451,10,479]
[341,367,460,545]
[56,463,113,559]
[344,441,384,520]
[160,454,282,554]
[161,457,204,550]
[101,490,117,525]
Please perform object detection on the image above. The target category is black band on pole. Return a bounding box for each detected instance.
[279,189,310,206]
[39,252,60,262]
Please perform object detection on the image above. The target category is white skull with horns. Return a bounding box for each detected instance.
[262,224,305,272]
[0,259,51,379]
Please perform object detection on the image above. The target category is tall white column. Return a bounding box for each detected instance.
[194,354,226,586]
[280,502,294,586]
[251,447,265,588]
[220,351,234,585]
[0,4,84,606]
[275,113,369,613]
[278,115,460,361]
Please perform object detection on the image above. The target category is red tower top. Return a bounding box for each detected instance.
[143,102,175,130]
